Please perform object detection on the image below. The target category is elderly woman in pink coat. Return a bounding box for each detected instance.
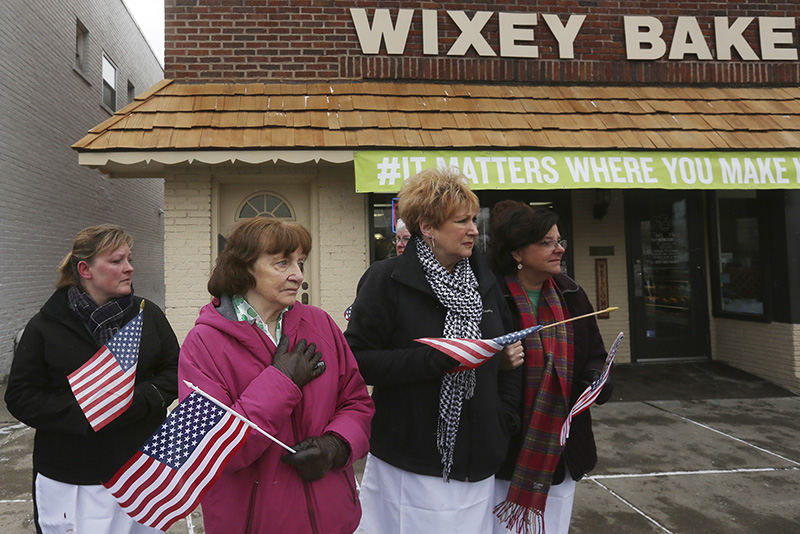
[178,217,374,534]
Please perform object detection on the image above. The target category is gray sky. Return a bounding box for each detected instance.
[124,0,165,65]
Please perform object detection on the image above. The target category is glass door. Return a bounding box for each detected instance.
[625,191,709,361]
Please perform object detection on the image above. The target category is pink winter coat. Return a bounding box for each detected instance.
[178,297,374,534]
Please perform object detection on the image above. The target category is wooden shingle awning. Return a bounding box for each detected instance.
[73,79,800,177]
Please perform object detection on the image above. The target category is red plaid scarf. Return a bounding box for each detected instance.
[495,276,574,534]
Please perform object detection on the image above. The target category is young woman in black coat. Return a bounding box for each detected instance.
[489,201,612,534]
[5,225,179,534]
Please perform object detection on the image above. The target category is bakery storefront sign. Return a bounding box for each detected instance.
[350,8,799,61]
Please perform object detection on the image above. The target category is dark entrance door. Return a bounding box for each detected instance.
[625,191,709,361]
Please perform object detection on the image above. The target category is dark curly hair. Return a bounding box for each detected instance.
[489,200,559,276]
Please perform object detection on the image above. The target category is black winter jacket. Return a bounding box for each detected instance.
[496,273,609,484]
[344,242,521,482]
[5,288,179,484]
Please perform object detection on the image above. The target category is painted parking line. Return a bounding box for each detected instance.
[590,466,798,480]
[588,478,673,533]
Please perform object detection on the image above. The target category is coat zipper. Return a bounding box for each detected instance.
[291,411,320,534]
[245,480,260,534]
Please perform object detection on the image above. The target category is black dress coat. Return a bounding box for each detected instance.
[496,273,610,484]
[5,288,179,484]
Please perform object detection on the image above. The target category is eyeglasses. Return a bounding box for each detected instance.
[536,238,568,250]
[392,236,411,245]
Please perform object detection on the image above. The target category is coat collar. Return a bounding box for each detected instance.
[390,236,498,298]
[41,287,142,346]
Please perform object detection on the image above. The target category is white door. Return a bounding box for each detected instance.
[218,182,313,306]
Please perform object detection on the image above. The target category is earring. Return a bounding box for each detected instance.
[517,263,523,270]
[429,235,436,249]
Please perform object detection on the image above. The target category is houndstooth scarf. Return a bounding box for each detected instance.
[415,237,483,481]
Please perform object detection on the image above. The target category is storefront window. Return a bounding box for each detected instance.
[712,191,765,317]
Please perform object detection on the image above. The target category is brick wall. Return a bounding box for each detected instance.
[0,0,164,380]
[165,0,800,84]
[316,164,368,332]
[713,319,800,394]
[163,175,212,342]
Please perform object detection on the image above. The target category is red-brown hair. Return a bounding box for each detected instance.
[208,218,311,297]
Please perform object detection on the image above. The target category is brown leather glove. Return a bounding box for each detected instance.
[272,334,325,388]
[281,434,351,481]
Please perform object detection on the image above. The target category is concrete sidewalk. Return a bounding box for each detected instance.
[570,362,799,533]
[1,361,798,533]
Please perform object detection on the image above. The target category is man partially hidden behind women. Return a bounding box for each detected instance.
[345,169,523,533]
[178,217,374,534]
[5,225,179,534]
[490,200,612,534]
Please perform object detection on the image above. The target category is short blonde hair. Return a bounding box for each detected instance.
[398,168,479,235]
[56,225,133,288]
[208,217,312,298]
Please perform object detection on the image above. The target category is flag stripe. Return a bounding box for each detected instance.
[417,337,502,368]
[73,362,126,404]
[81,368,135,416]
[69,351,117,395]
[87,392,134,431]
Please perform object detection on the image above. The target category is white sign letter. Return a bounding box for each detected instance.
[715,17,759,60]
[669,16,713,60]
[350,8,414,55]
[542,14,585,59]
[447,11,496,56]
[499,12,538,58]
[759,17,798,61]
[624,16,666,60]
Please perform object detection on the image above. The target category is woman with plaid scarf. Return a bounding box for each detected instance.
[489,201,613,534]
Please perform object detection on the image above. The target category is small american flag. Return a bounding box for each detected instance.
[68,307,143,431]
[560,331,623,446]
[416,324,544,370]
[104,392,251,531]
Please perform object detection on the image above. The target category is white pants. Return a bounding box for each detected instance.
[356,453,496,534]
[35,473,160,534]
[492,472,577,534]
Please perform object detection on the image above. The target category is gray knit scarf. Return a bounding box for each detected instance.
[415,237,483,481]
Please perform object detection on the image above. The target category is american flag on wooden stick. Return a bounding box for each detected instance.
[415,307,618,371]
[68,302,144,431]
[104,391,251,531]
[416,324,544,370]
[559,331,623,446]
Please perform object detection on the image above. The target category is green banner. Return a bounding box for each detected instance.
[354,150,800,192]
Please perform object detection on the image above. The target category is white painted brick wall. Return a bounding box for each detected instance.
[712,319,800,394]
[0,0,164,379]
[316,167,368,332]
[571,190,631,362]
[163,175,212,342]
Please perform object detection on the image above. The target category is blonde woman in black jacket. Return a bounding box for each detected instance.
[5,225,179,534]
[345,169,522,534]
